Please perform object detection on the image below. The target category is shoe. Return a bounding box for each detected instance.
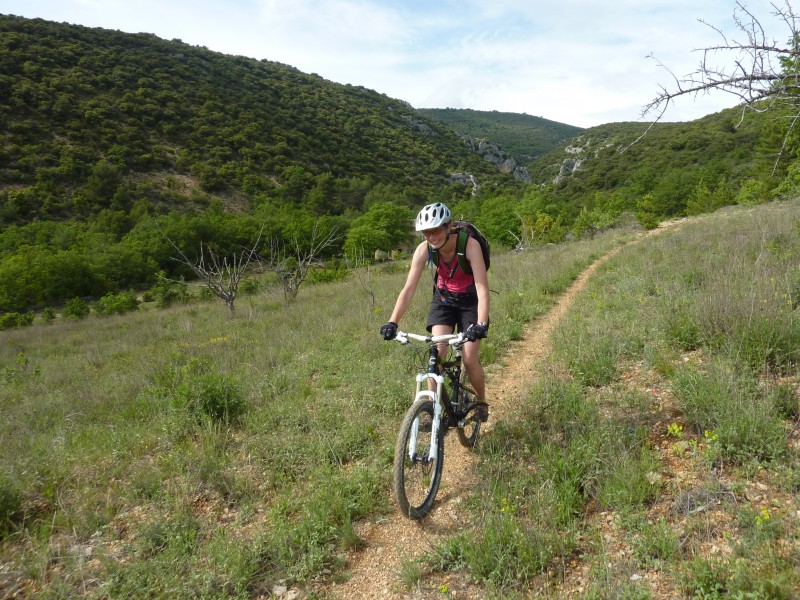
[469,402,489,423]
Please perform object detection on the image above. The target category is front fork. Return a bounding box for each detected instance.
[410,372,445,463]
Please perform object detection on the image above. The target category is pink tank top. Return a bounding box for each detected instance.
[436,256,475,294]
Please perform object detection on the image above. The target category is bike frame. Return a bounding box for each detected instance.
[396,331,465,464]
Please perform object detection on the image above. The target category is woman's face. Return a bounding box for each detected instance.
[421,225,449,249]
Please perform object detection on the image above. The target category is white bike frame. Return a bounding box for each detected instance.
[395,331,465,465]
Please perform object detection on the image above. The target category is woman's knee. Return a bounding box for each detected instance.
[462,345,481,369]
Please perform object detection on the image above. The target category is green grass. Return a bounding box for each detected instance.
[8,200,800,597]
[0,227,626,596]
[437,200,800,596]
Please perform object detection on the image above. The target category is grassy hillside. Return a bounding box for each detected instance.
[0,228,626,597]
[0,14,529,313]
[2,199,800,597]
[416,107,583,161]
[437,200,800,597]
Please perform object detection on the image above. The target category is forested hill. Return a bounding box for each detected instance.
[416,108,583,162]
[525,108,789,227]
[0,14,517,225]
[0,14,795,315]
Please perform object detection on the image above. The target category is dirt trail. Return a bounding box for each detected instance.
[325,224,680,599]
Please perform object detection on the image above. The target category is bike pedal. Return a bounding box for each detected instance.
[468,402,489,423]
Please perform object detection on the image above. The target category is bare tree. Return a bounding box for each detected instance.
[641,0,800,164]
[345,248,377,311]
[263,224,340,302]
[165,231,263,315]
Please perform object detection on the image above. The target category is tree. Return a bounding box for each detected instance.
[642,1,800,166]
[342,202,413,258]
[264,224,340,302]
[165,231,263,315]
[83,160,124,209]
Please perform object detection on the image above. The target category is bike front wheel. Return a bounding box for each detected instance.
[393,399,444,519]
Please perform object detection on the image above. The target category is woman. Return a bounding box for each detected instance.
[380,202,490,420]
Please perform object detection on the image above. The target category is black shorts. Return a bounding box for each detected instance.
[426,290,479,333]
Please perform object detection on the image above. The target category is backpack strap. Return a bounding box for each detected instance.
[427,243,439,291]
[455,230,472,275]
[429,231,472,276]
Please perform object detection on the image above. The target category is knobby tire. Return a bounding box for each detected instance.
[393,399,444,519]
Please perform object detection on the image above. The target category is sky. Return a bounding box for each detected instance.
[2,0,793,128]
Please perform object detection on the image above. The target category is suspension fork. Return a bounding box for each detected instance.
[407,345,450,463]
[412,371,445,462]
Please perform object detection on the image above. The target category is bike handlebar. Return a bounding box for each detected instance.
[394,330,468,347]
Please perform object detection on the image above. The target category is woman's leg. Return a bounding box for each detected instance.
[462,340,485,402]
[429,324,453,393]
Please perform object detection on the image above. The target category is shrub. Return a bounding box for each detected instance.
[63,297,90,319]
[0,311,34,330]
[307,265,348,285]
[171,359,247,424]
[239,278,262,295]
[151,274,190,308]
[95,290,140,316]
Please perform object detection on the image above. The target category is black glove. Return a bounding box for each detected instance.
[380,322,398,340]
[465,322,488,341]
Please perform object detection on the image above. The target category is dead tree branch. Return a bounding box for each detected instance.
[262,225,340,303]
[345,248,377,311]
[165,230,263,315]
[639,0,800,166]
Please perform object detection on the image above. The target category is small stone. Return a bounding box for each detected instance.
[630,574,643,582]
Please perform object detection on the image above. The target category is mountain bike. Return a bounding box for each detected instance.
[392,330,487,519]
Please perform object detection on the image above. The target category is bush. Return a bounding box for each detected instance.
[307,266,348,285]
[152,274,190,308]
[0,311,34,330]
[63,297,90,319]
[239,278,262,295]
[95,290,139,316]
[171,359,247,424]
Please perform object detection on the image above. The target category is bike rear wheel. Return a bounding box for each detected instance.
[393,399,444,519]
[456,376,481,449]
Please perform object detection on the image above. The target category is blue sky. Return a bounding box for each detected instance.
[2,0,789,127]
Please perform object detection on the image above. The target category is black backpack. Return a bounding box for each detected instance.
[428,221,490,275]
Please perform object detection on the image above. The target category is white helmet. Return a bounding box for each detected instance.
[415,203,451,231]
